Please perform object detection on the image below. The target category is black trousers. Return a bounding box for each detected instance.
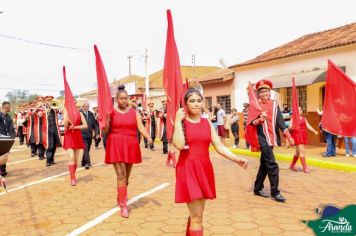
[46,130,60,164]
[30,143,37,155]
[18,126,25,144]
[144,136,156,148]
[0,164,6,175]
[163,141,168,154]
[37,144,45,158]
[82,137,92,165]
[231,123,239,146]
[94,136,101,148]
[254,145,280,196]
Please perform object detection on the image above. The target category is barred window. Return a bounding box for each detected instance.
[217,95,231,114]
[286,86,307,113]
[205,96,212,109]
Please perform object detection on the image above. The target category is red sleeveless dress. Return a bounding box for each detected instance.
[175,118,216,203]
[291,116,308,145]
[105,108,142,164]
[63,112,85,150]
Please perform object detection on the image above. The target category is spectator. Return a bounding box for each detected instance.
[282,104,292,148]
[216,103,226,144]
[209,106,218,131]
[317,109,336,157]
[242,103,250,149]
[344,136,356,157]
[230,108,239,148]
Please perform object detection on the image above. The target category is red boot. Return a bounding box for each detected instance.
[189,227,203,236]
[289,155,299,171]
[117,185,129,218]
[171,152,177,168]
[185,217,191,236]
[68,164,77,186]
[300,156,310,173]
[166,153,172,167]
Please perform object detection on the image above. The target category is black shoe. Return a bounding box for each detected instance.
[0,171,8,177]
[39,156,44,160]
[163,151,168,154]
[144,145,148,148]
[46,163,51,167]
[85,164,90,169]
[31,154,35,157]
[254,190,269,198]
[322,153,331,157]
[51,162,56,165]
[272,193,286,203]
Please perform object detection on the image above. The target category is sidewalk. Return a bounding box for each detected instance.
[225,139,356,172]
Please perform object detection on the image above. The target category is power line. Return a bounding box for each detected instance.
[0,33,143,53]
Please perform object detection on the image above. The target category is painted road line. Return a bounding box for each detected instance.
[0,163,104,196]
[8,152,66,165]
[66,182,171,236]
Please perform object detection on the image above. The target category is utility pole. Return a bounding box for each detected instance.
[127,55,133,76]
[192,54,196,79]
[144,49,149,97]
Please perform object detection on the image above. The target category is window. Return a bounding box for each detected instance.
[286,86,307,113]
[205,96,212,109]
[217,95,231,114]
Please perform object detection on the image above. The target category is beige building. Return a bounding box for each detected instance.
[229,22,356,146]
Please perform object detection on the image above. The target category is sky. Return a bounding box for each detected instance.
[0,0,355,101]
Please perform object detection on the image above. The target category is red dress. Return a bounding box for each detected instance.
[175,118,216,203]
[105,108,142,164]
[291,116,308,145]
[63,112,85,150]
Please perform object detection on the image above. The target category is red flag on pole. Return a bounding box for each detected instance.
[63,66,79,125]
[94,45,113,129]
[163,10,184,142]
[244,82,262,152]
[321,60,356,137]
[291,77,300,130]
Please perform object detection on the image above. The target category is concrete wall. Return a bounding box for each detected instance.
[203,79,235,109]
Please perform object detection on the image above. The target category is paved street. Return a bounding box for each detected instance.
[1,142,356,236]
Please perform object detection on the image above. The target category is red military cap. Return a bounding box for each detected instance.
[36,96,45,101]
[45,95,54,100]
[256,79,273,91]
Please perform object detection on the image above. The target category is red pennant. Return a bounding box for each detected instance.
[94,45,113,129]
[291,77,300,130]
[321,60,356,136]
[163,10,184,142]
[244,83,262,151]
[63,66,80,125]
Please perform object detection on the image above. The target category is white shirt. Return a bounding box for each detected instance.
[217,109,226,125]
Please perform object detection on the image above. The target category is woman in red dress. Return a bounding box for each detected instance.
[172,88,248,236]
[103,85,152,218]
[289,107,318,173]
[62,107,87,186]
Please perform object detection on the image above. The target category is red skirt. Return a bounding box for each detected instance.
[63,130,85,150]
[175,158,216,203]
[291,129,308,145]
[105,133,142,164]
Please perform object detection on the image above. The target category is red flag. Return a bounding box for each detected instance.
[321,60,356,137]
[94,45,114,130]
[63,66,79,125]
[163,10,184,142]
[291,77,300,130]
[244,82,262,152]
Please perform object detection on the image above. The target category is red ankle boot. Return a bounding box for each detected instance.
[189,227,203,236]
[289,155,299,171]
[68,164,77,186]
[300,156,310,173]
[186,217,191,236]
[117,185,129,218]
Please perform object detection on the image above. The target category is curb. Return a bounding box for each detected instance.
[223,147,356,173]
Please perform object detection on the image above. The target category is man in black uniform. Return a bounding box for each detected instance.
[0,101,16,176]
[44,96,61,167]
[80,102,97,169]
[92,106,101,149]
[143,102,157,150]
[161,100,168,154]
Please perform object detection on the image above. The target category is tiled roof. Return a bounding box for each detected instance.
[195,68,234,84]
[230,22,356,68]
